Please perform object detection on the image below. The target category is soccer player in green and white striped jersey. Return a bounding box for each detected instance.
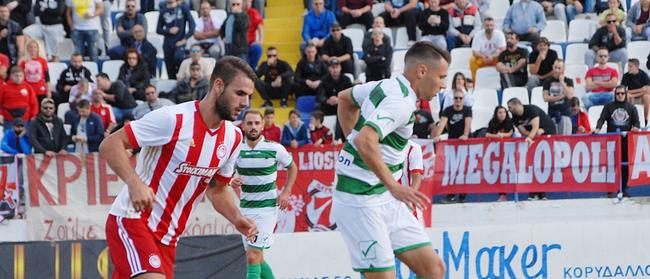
[232,109,298,279]
[332,41,450,278]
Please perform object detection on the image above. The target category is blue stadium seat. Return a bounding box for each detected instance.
[296,96,317,123]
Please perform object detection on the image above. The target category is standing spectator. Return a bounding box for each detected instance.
[114,24,157,75]
[66,0,103,61]
[447,0,481,49]
[281,110,311,148]
[622,58,650,125]
[362,28,393,82]
[583,48,619,109]
[566,0,587,22]
[1,118,31,154]
[177,44,215,81]
[413,98,434,139]
[527,37,558,92]
[174,62,210,103]
[95,73,137,121]
[66,99,104,153]
[221,0,248,59]
[442,72,474,109]
[20,40,50,103]
[469,17,506,80]
[157,0,195,80]
[68,78,95,109]
[262,107,282,142]
[309,110,333,146]
[599,0,626,26]
[107,0,147,59]
[543,59,574,135]
[318,59,352,116]
[0,4,25,65]
[132,85,174,119]
[496,32,529,88]
[321,23,355,76]
[302,0,336,50]
[29,98,69,155]
[380,0,421,45]
[118,48,151,101]
[90,89,116,137]
[337,0,374,30]
[24,0,66,61]
[256,47,294,108]
[485,106,514,138]
[537,0,567,24]
[627,0,650,41]
[99,0,112,54]
[570,97,591,133]
[585,13,627,67]
[55,54,94,106]
[294,44,328,98]
[194,1,223,59]
[245,0,264,68]
[0,66,39,127]
[8,0,32,28]
[503,0,546,47]
[363,16,392,51]
[418,0,449,50]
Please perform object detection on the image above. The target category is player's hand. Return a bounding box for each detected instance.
[129,182,155,212]
[387,182,430,210]
[277,191,291,210]
[230,177,243,188]
[235,216,258,241]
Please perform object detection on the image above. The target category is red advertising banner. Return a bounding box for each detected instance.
[627,131,650,186]
[432,135,622,194]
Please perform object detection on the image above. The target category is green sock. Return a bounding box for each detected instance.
[246,264,261,279]
[260,261,275,279]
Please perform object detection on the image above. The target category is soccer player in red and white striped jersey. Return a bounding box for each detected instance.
[101,57,258,279]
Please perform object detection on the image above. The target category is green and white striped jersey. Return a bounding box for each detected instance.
[334,74,418,207]
[236,137,294,212]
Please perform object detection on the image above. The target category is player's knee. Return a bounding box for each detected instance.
[246,248,264,264]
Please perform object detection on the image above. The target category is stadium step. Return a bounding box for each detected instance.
[264,17,304,28]
[266,6,304,18]
[265,28,303,43]
[266,0,301,8]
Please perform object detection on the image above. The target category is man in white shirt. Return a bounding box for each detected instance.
[194,1,224,59]
[66,0,104,61]
[177,44,216,81]
[133,85,175,119]
[468,17,506,80]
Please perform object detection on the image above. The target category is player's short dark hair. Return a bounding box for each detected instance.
[77,99,90,109]
[404,41,450,69]
[209,56,257,90]
[243,109,263,120]
[264,107,275,116]
[311,110,325,123]
[507,98,522,106]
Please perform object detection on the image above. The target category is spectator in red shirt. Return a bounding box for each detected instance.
[0,66,39,128]
[309,110,333,146]
[245,0,264,69]
[90,88,117,137]
[261,107,282,142]
[19,39,50,104]
[0,52,9,81]
[570,97,591,134]
[582,48,619,110]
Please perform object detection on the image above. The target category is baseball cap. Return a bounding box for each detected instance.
[329,58,340,66]
[12,118,24,127]
[331,22,341,30]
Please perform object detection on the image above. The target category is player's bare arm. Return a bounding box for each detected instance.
[207,179,257,239]
[337,89,360,137]
[411,172,423,191]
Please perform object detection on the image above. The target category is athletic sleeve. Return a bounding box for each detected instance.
[350,80,381,108]
[214,128,243,183]
[364,97,413,140]
[275,144,294,168]
[408,142,424,175]
[124,106,175,148]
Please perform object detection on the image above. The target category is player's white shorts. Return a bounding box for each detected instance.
[331,198,431,273]
[241,208,277,250]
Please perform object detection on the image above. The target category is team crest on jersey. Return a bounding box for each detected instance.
[148,254,161,268]
[174,162,218,178]
[20,89,28,96]
[216,144,227,159]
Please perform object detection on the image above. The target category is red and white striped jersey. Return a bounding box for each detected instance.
[401,140,424,187]
[109,101,243,246]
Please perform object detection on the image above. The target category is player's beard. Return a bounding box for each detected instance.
[245,130,261,141]
[215,91,235,121]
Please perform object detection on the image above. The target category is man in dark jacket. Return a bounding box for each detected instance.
[65,99,104,153]
[156,0,194,80]
[55,52,94,105]
[24,0,66,61]
[362,28,392,81]
[116,24,157,75]
[29,98,69,156]
[318,59,352,116]
[174,62,210,103]
[222,0,249,59]
[107,0,148,60]
[585,13,628,67]
[95,73,137,122]
[256,47,293,108]
[0,4,25,65]
[320,22,355,76]
[294,44,328,98]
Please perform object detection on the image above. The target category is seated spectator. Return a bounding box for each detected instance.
[107,0,147,59]
[66,0,103,61]
[439,0,456,10]
[537,0,567,24]
[599,0,626,26]
[337,0,374,30]
[0,52,8,81]
[585,13,627,67]
[469,17,506,80]
[318,59,353,115]
[66,99,104,153]
[309,110,333,146]
[262,107,282,142]
[442,72,474,109]
[95,73,137,122]
[447,0,481,49]
[174,62,210,103]
[418,0,449,50]
[157,0,195,79]
[380,0,421,45]
[594,0,612,14]
[19,40,50,103]
[496,32,529,88]
[570,97,591,133]
[413,98,434,139]
[622,58,650,124]
[363,28,393,82]
[55,53,94,105]
[294,44,328,98]
[527,37,558,92]
[485,105,514,138]
[118,49,151,101]
[321,23,355,76]
[29,98,69,156]
[281,110,311,148]
[1,118,31,155]
[503,0,546,47]
[68,78,95,109]
[0,4,25,65]
[133,85,175,119]
[220,0,248,59]
[177,44,215,81]
[256,47,293,108]
[566,0,587,22]
[90,89,116,137]
[302,0,336,50]
[194,1,224,60]
[583,48,619,109]
[0,66,39,128]
[245,0,264,68]
[626,0,650,41]
[543,59,574,135]
[23,0,65,61]
[363,17,392,51]
[109,24,157,75]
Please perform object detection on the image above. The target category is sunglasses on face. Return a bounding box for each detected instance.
[615,92,626,95]
[267,54,277,57]
[191,49,202,53]
[42,106,55,110]
[454,97,463,100]
[607,20,616,23]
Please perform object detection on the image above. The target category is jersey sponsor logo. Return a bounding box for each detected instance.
[173,162,219,178]
[359,240,378,260]
[148,254,161,268]
[217,144,227,159]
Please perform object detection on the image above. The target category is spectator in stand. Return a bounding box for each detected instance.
[66,99,104,153]
[141,0,155,13]
[68,78,95,109]
[593,0,611,14]
[583,48,619,109]
[485,105,514,202]
[321,22,355,76]
[221,0,248,59]
[527,37,559,92]
[413,98,434,139]
[262,107,282,142]
[29,98,68,156]
[281,110,311,148]
[537,0,567,24]
[157,0,195,80]
[0,4,25,65]
[566,0,587,22]
[115,24,157,75]
[599,0,625,26]
[380,0,422,45]
[318,59,352,116]
[66,0,103,61]
[447,0,481,49]
[337,0,373,30]
[107,0,147,60]
[309,110,333,147]
[586,13,627,67]
[418,0,449,50]
[302,0,336,50]
[1,118,31,154]
[133,85,174,120]
[256,47,293,108]
[245,0,263,68]
[442,72,474,109]
[503,0,546,47]
[20,40,50,103]
[543,59,574,135]
[55,52,94,105]
[362,28,393,82]
[0,66,39,128]
[0,52,8,81]
[194,1,223,60]
[90,89,116,137]
[118,49,151,101]
[622,59,650,125]
[174,62,210,103]
[95,73,137,122]
[570,97,591,133]
[363,17,392,51]
[496,32,529,88]
[8,0,32,28]
[177,44,215,81]
[24,0,65,61]
[294,44,329,98]
[627,0,650,42]
[469,17,506,80]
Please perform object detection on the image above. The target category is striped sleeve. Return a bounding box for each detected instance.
[126,106,175,148]
[408,142,424,175]
[275,144,293,168]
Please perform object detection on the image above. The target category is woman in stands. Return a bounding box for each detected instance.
[118,48,151,102]
[442,72,474,110]
[485,105,514,202]
[19,40,50,104]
